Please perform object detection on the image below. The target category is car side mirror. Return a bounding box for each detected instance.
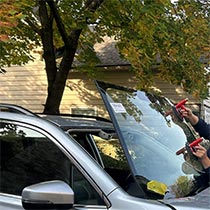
[21,180,74,210]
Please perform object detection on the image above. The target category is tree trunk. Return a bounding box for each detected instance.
[43,30,82,114]
[40,0,104,114]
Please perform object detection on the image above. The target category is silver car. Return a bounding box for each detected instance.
[0,80,209,210]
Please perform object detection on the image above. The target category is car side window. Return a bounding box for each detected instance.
[0,122,71,195]
[0,121,104,205]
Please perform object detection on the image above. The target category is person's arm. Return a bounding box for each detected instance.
[192,145,210,187]
[180,107,199,125]
[181,108,210,140]
[193,144,210,169]
[193,118,210,141]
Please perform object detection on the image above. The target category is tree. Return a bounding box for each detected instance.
[0,0,29,73]
[0,0,209,114]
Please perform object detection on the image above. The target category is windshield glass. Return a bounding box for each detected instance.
[97,81,207,198]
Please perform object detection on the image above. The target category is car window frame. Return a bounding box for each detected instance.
[0,118,110,208]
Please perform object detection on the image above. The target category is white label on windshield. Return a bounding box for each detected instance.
[110,103,127,113]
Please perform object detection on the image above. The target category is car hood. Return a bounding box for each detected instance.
[95,80,209,200]
[162,187,210,209]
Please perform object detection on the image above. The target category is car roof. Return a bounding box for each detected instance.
[0,103,38,116]
[0,103,115,134]
[41,114,114,132]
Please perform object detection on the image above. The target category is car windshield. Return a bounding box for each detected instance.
[96,81,206,198]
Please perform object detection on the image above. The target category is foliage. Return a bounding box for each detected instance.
[0,122,26,137]
[171,175,194,197]
[0,0,39,68]
[95,137,129,170]
[0,0,209,113]
[97,0,210,97]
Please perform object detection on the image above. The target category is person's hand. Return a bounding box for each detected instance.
[180,107,193,118]
[180,107,199,125]
[192,144,210,169]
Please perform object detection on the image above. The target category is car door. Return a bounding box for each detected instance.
[0,116,108,210]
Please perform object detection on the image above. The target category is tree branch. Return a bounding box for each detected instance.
[25,17,41,35]
[47,1,70,46]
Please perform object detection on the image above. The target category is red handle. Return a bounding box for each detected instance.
[176,137,203,155]
[189,137,203,147]
[175,98,188,110]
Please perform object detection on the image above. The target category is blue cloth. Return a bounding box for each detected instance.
[193,118,210,186]
[193,118,210,141]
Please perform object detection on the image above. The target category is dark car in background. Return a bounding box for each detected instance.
[0,80,209,210]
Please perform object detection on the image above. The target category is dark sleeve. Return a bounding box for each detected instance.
[193,118,210,141]
[204,167,210,183]
[195,167,210,188]
[204,167,210,174]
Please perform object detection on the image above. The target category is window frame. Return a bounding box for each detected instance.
[0,119,109,207]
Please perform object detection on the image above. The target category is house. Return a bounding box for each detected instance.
[0,36,202,118]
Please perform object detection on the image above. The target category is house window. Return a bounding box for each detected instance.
[71,107,97,116]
